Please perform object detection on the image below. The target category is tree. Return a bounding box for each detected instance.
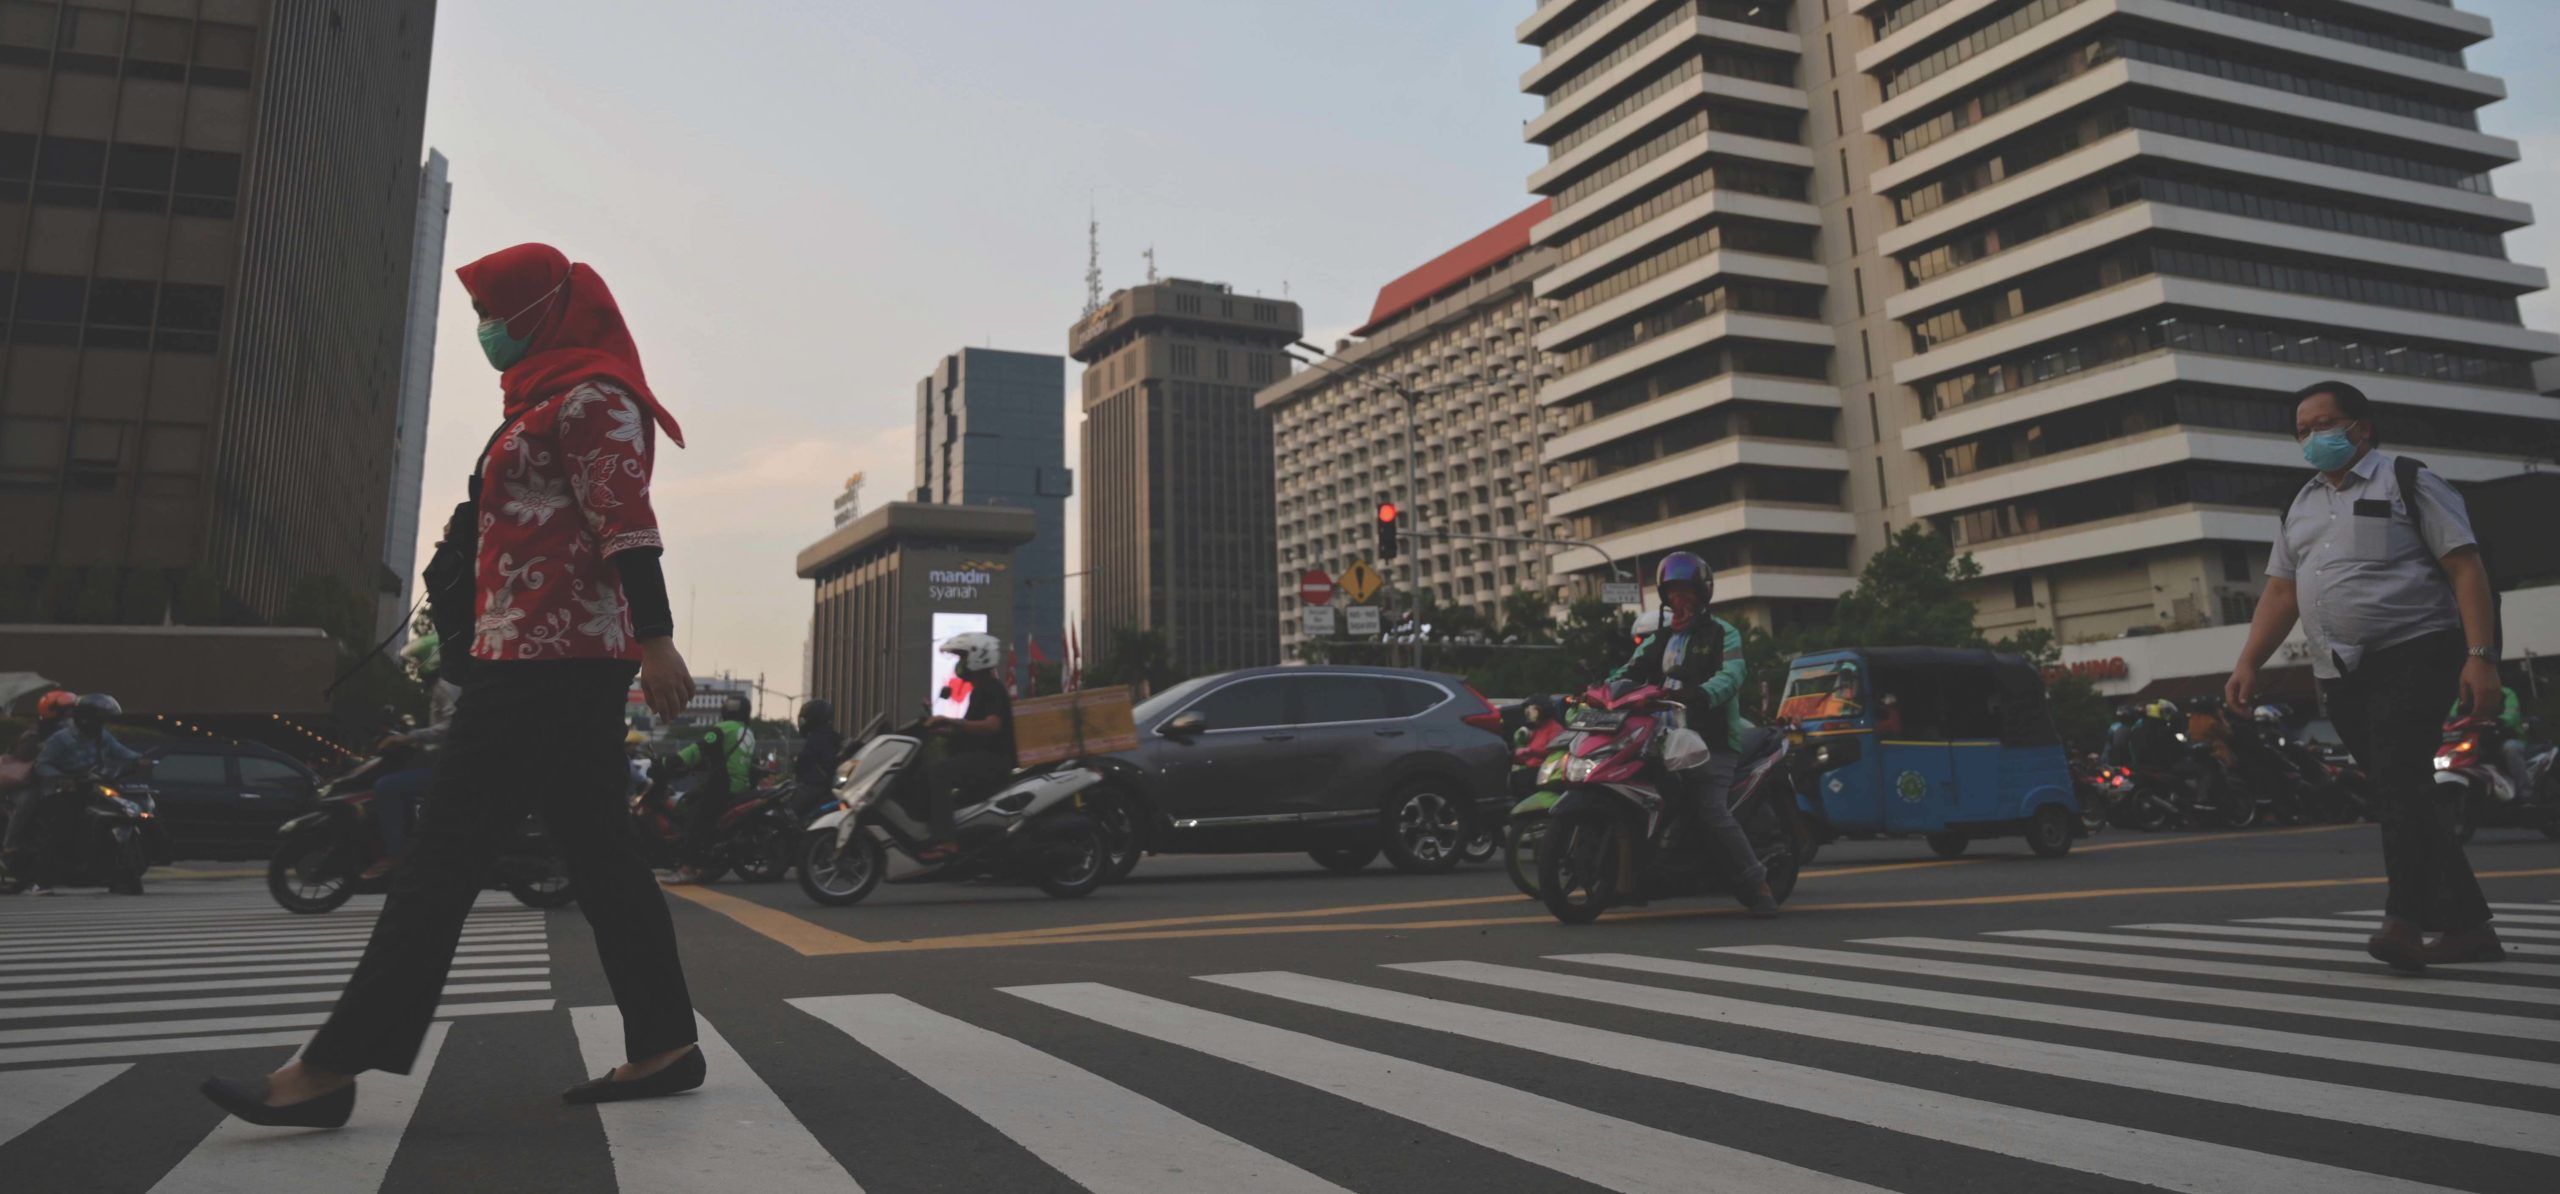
[1824,522,1987,650]
[1499,591,1557,643]
[1558,599,1636,680]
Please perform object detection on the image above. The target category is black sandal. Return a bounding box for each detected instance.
[200,1076,357,1128]
[562,1045,705,1105]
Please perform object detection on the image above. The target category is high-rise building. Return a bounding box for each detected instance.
[1069,278,1300,676]
[1261,203,1563,655]
[915,346,1071,659]
[380,147,448,640]
[0,1,440,629]
[1518,0,2560,642]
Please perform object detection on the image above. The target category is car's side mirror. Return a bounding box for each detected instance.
[1161,712,1209,738]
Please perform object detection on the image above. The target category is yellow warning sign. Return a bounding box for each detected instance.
[1339,559,1384,605]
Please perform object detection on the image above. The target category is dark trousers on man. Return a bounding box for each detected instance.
[2320,630,2492,934]
[304,661,696,1074]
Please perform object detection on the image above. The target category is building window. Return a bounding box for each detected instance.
[1170,345,1197,376]
[2221,543,2251,583]
[2012,575,2035,608]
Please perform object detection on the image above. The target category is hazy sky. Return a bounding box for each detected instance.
[410,2,2560,701]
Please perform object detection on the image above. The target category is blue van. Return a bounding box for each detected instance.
[1778,647,2079,859]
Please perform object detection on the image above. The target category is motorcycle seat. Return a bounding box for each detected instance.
[1732,727,1782,770]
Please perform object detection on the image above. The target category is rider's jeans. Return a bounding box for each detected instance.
[2500,738,2535,799]
[371,768,431,857]
[1681,751,1766,889]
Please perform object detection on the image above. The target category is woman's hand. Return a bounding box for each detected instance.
[639,638,693,724]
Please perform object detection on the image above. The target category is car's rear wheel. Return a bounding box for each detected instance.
[1382,783,1466,874]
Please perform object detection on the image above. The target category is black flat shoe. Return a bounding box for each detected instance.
[199,1076,355,1129]
[563,1044,705,1105]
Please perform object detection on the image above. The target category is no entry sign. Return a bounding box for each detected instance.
[1300,568,1335,607]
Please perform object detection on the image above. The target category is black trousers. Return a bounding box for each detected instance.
[927,751,1012,839]
[2320,629,2492,934]
[304,661,696,1075]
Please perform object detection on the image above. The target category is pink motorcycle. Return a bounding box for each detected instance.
[1536,680,1809,924]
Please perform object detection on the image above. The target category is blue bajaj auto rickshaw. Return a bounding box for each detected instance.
[1778,647,2080,859]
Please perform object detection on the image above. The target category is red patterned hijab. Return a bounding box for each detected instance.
[454,242,685,448]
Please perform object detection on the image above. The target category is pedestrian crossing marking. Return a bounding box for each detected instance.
[2243,917,2560,940]
[793,993,1350,1193]
[1009,980,1889,1194]
[1715,944,2560,1041]
[1855,934,2560,1006]
[147,1022,449,1194]
[0,1063,125,1148]
[1558,951,2560,1090]
[6,939,543,975]
[2012,927,2560,978]
[0,961,550,1001]
[571,1008,861,1194]
[1201,970,2464,1194]
[1396,959,2560,1158]
[0,980,550,1025]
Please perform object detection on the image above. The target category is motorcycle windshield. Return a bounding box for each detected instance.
[839,737,918,811]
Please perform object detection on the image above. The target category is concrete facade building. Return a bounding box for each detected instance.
[1069,278,1300,676]
[1260,203,1564,654]
[797,501,1036,735]
[1518,0,2560,643]
[0,0,439,627]
[380,146,447,640]
[915,346,1070,658]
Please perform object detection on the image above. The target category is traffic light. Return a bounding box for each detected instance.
[1376,498,1399,560]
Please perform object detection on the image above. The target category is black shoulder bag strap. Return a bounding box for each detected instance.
[2395,454,2500,652]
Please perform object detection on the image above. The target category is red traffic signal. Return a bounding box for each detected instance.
[1377,501,1398,523]
[1376,499,1400,560]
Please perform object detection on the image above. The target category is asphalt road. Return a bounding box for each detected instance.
[3,823,2556,1193]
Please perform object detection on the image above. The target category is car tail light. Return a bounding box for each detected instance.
[1461,685,1504,735]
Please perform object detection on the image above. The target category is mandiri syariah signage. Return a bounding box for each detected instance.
[926,560,1007,601]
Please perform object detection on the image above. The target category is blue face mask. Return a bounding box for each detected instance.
[2301,427,2359,472]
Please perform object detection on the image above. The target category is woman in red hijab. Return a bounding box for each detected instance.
[202,245,708,1127]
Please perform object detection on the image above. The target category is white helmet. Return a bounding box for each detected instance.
[2252,704,2286,725]
[940,631,1002,674]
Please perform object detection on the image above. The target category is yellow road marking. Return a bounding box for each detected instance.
[662,883,876,953]
[2078,822,2358,853]
[667,826,2457,957]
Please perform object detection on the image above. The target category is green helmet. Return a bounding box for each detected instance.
[401,630,443,676]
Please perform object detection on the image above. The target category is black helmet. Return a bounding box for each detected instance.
[71,692,121,733]
[1655,551,1713,607]
[798,699,833,731]
[2113,704,2138,723]
[721,693,752,722]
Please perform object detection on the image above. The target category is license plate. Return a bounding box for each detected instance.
[1569,710,1624,731]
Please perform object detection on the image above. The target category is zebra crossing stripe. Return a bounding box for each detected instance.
[0,913,546,943]
[1008,981,1890,1194]
[1396,959,2560,1158]
[1199,971,2460,1194]
[792,993,1350,1193]
[2006,928,2560,978]
[0,1064,125,1148]
[0,931,547,962]
[0,961,551,1001]
[0,922,545,950]
[0,980,549,1024]
[145,1022,449,1194]
[1713,945,2560,1041]
[1854,936,2560,1006]
[0,1001,552,1067]
[570,1008,861,1193]
[2347,907,2560,921]
[2243,918,2560,941]
[7,942,542,974]
[0,995,557,1047]
[1557,952,2560,1090]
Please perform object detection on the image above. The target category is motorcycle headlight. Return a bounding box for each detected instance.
[1537,754,1567,785]
[1563,756,1599,782]
[2433,756,2453,771]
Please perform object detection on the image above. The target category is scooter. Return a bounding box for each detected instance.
[2434,714,2560,843]
[266,746,575,913]
[797,717,1111,906]
[1536,681,1809,925]
[0,766,155,895]
[1502,740,1571,898]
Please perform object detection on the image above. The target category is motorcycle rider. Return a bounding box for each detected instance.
[790,699,845,819]
[2447,681,2531,799]
[916,632,1016,863]
[2,689,80,875]
[1608,552,1775,918]
[21,694,139,891]
[364,633,462,880]
[2104,704,2140,769]
[1513,695,1565,756]
[662,693,756,886]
